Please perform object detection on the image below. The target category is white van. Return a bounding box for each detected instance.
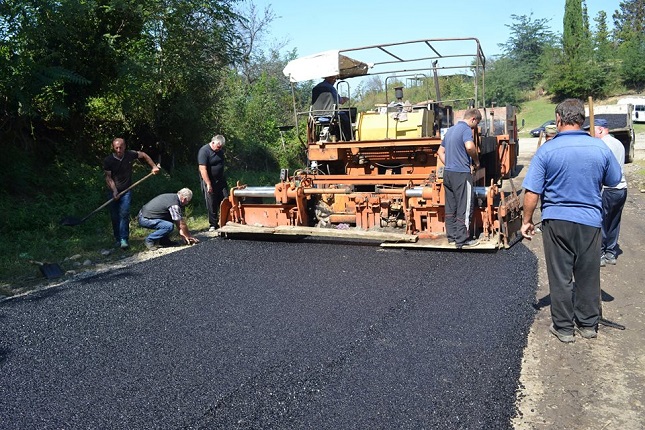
[618,97,645,123]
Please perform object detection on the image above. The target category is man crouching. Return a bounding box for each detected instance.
[138,188,200,250]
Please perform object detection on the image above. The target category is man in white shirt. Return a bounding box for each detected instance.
[592,118,628,266]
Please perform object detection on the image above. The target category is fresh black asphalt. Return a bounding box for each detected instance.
[0,237,538,429]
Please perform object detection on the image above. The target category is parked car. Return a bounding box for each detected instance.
[530,120,556,137]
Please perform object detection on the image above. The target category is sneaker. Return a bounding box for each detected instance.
[604,255,617,265]
[550,325,575,343]
[456,239,480,249]
[120,239,129,249]
[600,255,607,267]
[144,240,159,251]
[208,226,217,232]
[576,325,597,339]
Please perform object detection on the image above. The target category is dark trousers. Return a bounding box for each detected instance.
[338,112,352,141]
[443,170,475,245]
[601,187,627,258]
[542,219,601,333]
[201,178,229,228]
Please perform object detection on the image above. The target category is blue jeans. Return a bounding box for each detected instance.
[138,213,175,243]
[109,190,132,242]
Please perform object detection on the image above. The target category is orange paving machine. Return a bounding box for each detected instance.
[218,37,522,250]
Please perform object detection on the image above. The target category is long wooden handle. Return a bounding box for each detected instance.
[82,171,157,222]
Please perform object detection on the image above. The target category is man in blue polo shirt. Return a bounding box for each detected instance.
[521,99,622,343]
[437,108,482,249]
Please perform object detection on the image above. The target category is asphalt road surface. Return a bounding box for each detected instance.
[1,238,538,429]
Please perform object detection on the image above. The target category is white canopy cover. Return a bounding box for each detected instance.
[282,50,370,82]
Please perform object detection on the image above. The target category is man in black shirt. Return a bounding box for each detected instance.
[103,137,159,249]
[198,135,229,230]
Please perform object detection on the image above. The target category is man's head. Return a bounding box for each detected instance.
[592,118,609,137]
[209,135,225,151]
[463,108,482,129]
[323,76,338,84]
[112,138,126,157]
[177,188,193,205]
[555,99,585,130]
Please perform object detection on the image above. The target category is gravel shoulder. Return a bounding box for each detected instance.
[513,137,645,430]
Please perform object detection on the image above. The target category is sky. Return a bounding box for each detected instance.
[249,0,622,60]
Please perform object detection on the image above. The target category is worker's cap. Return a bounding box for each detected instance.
[544,124,558,135]
[585,118,608,129]
[592,118,608,128]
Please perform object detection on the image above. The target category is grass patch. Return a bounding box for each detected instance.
[517,98,558,137]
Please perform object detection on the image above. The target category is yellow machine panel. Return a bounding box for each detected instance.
[356,108,434,141]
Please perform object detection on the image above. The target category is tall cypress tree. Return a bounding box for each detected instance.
[563,0,586,60]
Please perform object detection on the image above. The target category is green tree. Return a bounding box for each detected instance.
[593,11,614,61]
[548,0,608,99]
[613,0,645,89]
[563,0,587,60]
[498,14,558,91]
[0,0,242,165]
[485,57,524,107]
[618,34,645,90]
[613,0,645,43]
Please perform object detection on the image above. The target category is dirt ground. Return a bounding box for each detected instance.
[512,137,645,430]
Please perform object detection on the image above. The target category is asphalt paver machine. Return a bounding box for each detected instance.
[218,37,522,249]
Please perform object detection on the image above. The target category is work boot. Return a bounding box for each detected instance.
[456,239,479,249]
[550,325,575,343]
[576,325,597,339]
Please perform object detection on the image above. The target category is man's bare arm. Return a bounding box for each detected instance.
[137,151,160,174]
[521,190,539,239]
[464,140,480,168]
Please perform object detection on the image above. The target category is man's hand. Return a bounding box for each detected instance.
[521,221,535,240]
[471,162,480,175]
[184,236,200,245]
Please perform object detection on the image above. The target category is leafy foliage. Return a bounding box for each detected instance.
[613,0,645,43]
[497,14,558,92]
[0,0,242,163]
[618,34,645,90]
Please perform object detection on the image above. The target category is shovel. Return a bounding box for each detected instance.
[29,260,64,279]
[60,171,157,227]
